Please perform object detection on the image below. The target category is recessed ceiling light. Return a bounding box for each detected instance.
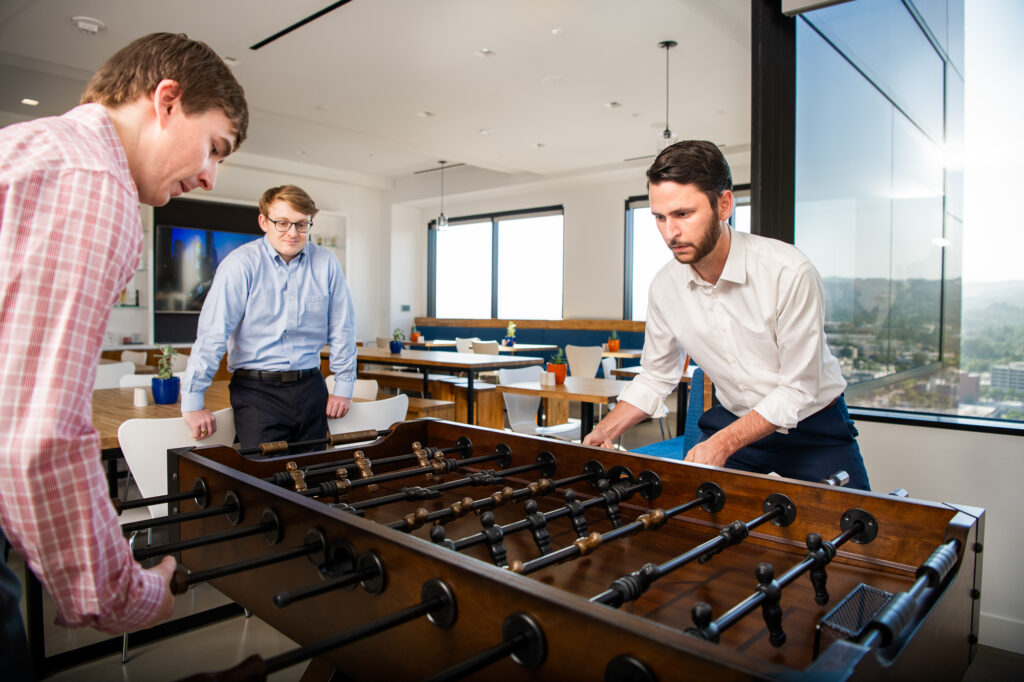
[533,143,546,149]
[71,16,105,35]
[223,56,240,66]
[296,150,306,156]
[476,48,496,57]
[316,104,329,110]
[551,27,564,36]
[417,111,435,118]
[540,76,567,88]
[478,128,493,136]
[604,101,622,109]
[21,98,39,106]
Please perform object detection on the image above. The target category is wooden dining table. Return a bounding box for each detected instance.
[494,376,631,436]
[406,339,557,354]
[356,347,544,423]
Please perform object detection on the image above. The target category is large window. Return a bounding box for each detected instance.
[794,0,1022,424]
[429,207,564,319]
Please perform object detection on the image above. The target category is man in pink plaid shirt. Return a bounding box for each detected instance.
[0,33,248,676]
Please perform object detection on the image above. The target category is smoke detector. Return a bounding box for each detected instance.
[72,16,106,35]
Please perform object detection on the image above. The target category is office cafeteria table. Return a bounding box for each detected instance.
[406,339,557,354]
[494,376,630,436]
[356,347,544,423]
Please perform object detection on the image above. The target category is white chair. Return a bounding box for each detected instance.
[326,374,379,401]
[120,350,148,366]
[170,353,188,372]
[566,345,603,378]
[454,337,480,353]
[472,340,501,383]
[94,361,134,390]
[327,394,409,444]
[498,366,580,440]
[117,407,237,519]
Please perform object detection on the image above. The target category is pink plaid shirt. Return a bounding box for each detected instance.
[0,104,164,632]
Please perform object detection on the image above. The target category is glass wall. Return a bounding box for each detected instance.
[430,208,564,320]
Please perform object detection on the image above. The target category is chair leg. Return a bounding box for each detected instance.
[658,417,668,440]
[122,632,129,664]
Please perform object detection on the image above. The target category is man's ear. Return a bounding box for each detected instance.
[718,189,734,222]
[152,79,184,128]
[257,213,270,234]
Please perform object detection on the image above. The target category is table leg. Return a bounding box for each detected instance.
[421,371,430,399]
[676,384,689,436]
[580,404,595,437]
[466,372,475,424]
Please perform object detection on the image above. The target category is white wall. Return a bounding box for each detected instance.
[857,420,1024,653]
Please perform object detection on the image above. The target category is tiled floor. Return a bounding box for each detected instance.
[14,407,1022,680]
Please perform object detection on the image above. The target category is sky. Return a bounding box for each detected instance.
[962,0,1024,282]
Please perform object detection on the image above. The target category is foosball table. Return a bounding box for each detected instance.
[123,419,984,681]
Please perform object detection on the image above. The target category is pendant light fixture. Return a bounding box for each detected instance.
[436,160,448,230]
[658,40,678,150]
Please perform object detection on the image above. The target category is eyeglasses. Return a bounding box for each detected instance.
[264,216,313,233]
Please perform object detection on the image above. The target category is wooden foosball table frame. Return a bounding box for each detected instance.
[164,419,984,681]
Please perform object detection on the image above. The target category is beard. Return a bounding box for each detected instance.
[668,209,722,265]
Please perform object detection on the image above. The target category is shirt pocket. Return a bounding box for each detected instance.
[304,295,329,327]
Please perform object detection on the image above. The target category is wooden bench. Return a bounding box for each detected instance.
[405,397,455,421]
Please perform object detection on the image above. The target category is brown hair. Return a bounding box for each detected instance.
[646,140,732,209]
[81,32,248,147]
[259,185,320,218]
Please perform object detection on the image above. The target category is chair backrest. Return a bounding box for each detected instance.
[117,408,236,518]
[120,350,148,365]
[94,361,135,390]
[472,340,500,355]
[119,373,154,388]
[566,345,603,378]
[325,375,379,401]
[498,366,543,431]
[682,368,713,454]
[454,337,480,353]
[327,394,409,442]
[375,336,390,349]
[600,356,616,379]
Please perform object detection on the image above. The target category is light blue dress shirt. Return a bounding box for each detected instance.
[181,236,356,411]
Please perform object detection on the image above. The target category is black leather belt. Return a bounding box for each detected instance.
[233,368,318,383]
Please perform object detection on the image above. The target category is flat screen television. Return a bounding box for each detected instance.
[154,225,260,312]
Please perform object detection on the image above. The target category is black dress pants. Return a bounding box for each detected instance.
[229,372,328,454]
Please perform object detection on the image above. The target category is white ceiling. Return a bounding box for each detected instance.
[0,0,751,182]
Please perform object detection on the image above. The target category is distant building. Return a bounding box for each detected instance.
[991,362,1024,391]
[959,373,980,402]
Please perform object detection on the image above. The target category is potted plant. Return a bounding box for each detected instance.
[502,321,517,347]
[151,345,180,404]
[390,328,405,353]
[410,324,421,343]
[607,329,621,352]
[547,346,567,385]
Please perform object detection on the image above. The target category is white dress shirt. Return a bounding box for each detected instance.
[619,228,846,431]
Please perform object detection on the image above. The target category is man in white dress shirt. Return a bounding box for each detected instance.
[584,140,869,490]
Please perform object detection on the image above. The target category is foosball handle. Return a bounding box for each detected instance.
[890,488,910,497]
[819,470,850,487]
[177,654,267,682]
[170,566,191,596]
[756,562,787,648]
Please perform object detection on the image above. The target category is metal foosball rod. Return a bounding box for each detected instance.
[509,480,723,575]
[121,490,241,536]
[421,612,546,682]
[687,509,878,647]
[113,478,210,515]
[273,550,385,607]
[590,492,797,607]
[297,443,513,499]
[133,507,280,562]
[349,451,558,512]
[178,579,457,682]
[389,459,607,532]
[438,466,649,553]
[238,427,396,457]
[171,529,330,595]
[265,437,473,489]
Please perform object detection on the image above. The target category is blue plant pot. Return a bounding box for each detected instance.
[502,336,515,347]
[389,340,403,354]
[151,376,180,404]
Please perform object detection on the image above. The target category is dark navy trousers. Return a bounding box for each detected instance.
[229,372,329,454]
[696,395,871,490]
[1,529,32,682]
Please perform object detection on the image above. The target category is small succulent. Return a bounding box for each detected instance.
[549,347,566,364]
[156,344,178,380]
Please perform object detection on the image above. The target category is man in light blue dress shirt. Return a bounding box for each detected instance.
[181,185,357,451]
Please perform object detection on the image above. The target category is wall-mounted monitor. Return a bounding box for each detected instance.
[154,225,259,312]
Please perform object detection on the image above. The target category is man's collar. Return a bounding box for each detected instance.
[718,227,746,285]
